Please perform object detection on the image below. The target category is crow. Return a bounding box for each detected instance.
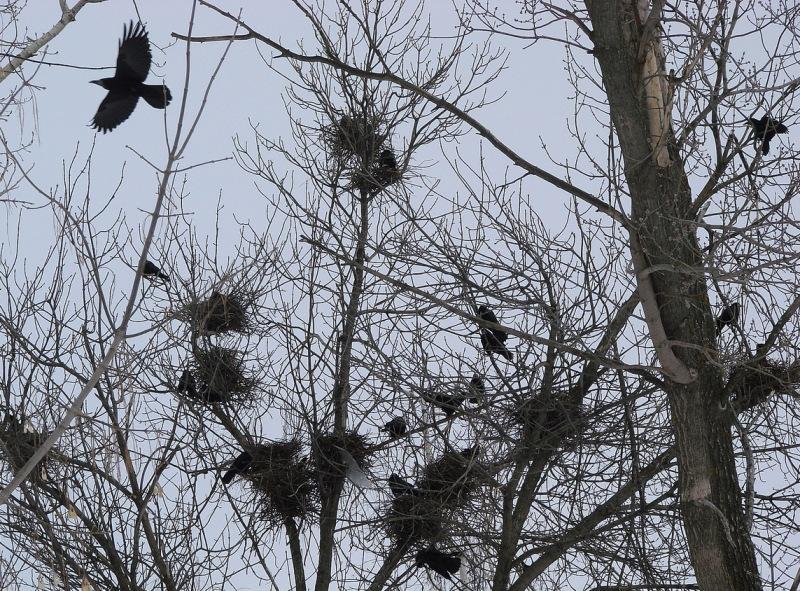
[378,148,398,173]
[176,369,197,398]
[480,330,513,361]
[388,473,417,497]
[90,21,172,133]
[382,416,407,439]
[716,302,741,336]
[143,260,170,282]
[467,375,485,404]
[425,389,464,417]
[478,304,513,361]
[221,450,253,484]
[415,548,461,580]
[747,115,788,155]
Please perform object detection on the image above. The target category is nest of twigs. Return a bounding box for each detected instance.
[0,418,50,482]
[417,446,482,505]
[191,346,257,404]
[312,431,372,489]
[248,440,318,526]
[384,447,482,546]
[324,114,386,163]
[192,291,249,335]
[730,358,800,411]
[386,493,445,545]
[517,390,584,445]
[350,159,402,194]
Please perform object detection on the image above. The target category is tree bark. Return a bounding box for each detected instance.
[585,1,762,589]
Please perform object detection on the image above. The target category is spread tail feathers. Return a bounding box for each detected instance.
[140,84,172,109]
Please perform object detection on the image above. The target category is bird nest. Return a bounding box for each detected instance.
[730,358,800,411]
[187,291,250,335]
[350,158,402,194]
[416,446,482,505]
[517,390,584,444]
[0,420,50,482]
[386,493,445,545]
[190,346,257,404]
[312,431,372,489]
[323,114,386,164]
[248,440,318,526]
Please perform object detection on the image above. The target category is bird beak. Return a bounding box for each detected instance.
[89,80,101,86]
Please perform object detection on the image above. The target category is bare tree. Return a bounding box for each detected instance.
[3,1,800,590]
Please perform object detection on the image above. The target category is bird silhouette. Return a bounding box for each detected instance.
[221,450,253,484]
[176,370,197,398]
[478,304,513,361]
[382,416,407,439]
[415,548,461,580]
[425,389,464,417]
[747,115,788,155]
[388,473,417,497]
[90,21,171,133]
[716,302,741,336]
[468,375,485,404]
[143,260,170,282]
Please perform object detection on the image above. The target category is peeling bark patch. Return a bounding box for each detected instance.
[684,477,711,502]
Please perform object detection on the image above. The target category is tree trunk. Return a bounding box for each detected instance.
[585,1,762,589]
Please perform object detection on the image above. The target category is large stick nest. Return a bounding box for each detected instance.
[516,390,584,447]
[179,291,250,336]
[416,446,483,505]
[248,440,318,526]
[384,447,483,546]
[730,358,800,411]
[312,431,372,490]
[323,114,386,164]
[0,416,51,482]
[189,346,258,404]
[385,493,445,545]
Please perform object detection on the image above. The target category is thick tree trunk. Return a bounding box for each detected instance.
[585,2,762,589]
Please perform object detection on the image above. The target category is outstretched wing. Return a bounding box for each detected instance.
[116,21,152,82]
[91,91,138,133]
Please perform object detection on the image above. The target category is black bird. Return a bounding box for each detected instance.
[176,369,197,398]
[478,304,513,361]
[382,416,407,439]
[143,259,170,282]
[221,450,253,484]
[467,375,485,404]
[747,115,788,155]
[388,473,417,497]
[415,548,461,580]
[378,148,398,173]
[425,389,464,417]
[90,21,172,133]
[716,302,741,336]
[480,330,513,361]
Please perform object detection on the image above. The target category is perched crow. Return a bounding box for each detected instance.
[716,302,741,336]
[221,450,253,484]
[388,473,417,497]
[90,22,172,133]
[382,416,407,439]
[425,390,464,417]
[143,259,170,282]
[478,304,513,361]
[176,369,197,398]
[467,375,485,404]
[480,330,513,361]
[415,548,461,580]
[378,148,398,173]
[747,115,788,155]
